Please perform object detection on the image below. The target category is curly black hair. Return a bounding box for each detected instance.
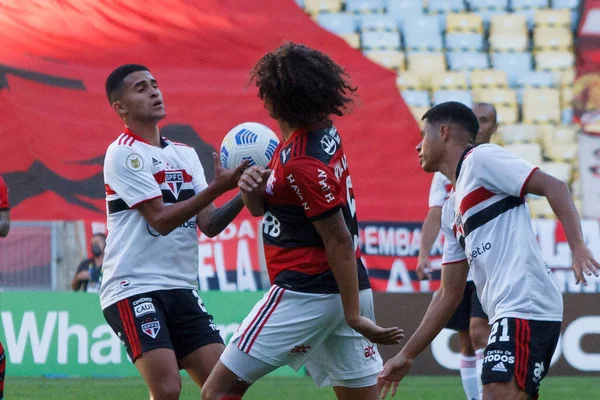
[250,42,357,128]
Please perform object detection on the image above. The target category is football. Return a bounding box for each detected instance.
[220,122,280,169]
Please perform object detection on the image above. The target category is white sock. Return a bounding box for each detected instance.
[476,349,485,399]
[460,355,479,400]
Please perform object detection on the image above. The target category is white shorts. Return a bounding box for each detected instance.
[221,286,383,387]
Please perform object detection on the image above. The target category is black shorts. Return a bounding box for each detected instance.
[445,281,488,331]
[103,289,224,362]
[482,317,561,398]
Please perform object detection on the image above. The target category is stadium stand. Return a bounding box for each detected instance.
[301,0,582,217]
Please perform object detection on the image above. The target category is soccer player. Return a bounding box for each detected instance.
[101,64,248,399]
[379,102,599,399]
[201,43,403,400]
[416,103,497,399]
[0,173,9,400]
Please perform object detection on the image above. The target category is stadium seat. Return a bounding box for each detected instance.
[539,162,572,183]
[490,14,527,35]
[430,71,469,90]
[433,90,473,107]
[346,0,385,14]
[396,71,422,90]
[427,0,466,15]
[295,0,305,8]
[470,69,508,89]
[552,125,577,144]
[517,71,556,88]
[478,9,506,32]
[361,31,401,49]
[447,52,489,71]
[402,90,431,107]
[340,33,361,48]
[544,142,578,162]
[497,124,539,144]
[317,13,357,34]
[491,52,533,87]
[522,88,561,124]
[365,50,405,71]
[489,33,528,52]
[405,33,444,51]
[511,0,549,9]
[534,27,573,51]
[386,0,423,29]
[528,197,555,218]
[467,0,508,10]
[495,105,519,124]
[360,14,398,31]
[561,86,573,109]
[445,33,485,51]
[562,108,573,125]
[304,0,342,14]
[535,51,575,71]
[571,177,581,199]
[407,53,447,83]
[513,9,537,30]
[472,88,517,106]
[409,106,429,122]
[534,9,571,28]
[504,143,543,165]
[402,15,442,37]
[446,13,484,33]
[554,68,575,87]
[552,0,579,9]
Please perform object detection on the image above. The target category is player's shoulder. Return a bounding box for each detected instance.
[281,125,342,167]
[471,143,505,160]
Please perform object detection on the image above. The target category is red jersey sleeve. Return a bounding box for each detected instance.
[0,175,9,210]
[284,157,342,220]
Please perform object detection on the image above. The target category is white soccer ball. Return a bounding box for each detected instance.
[220,122,280,169]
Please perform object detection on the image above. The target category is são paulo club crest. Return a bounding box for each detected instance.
[141,321,161,339]
[165,171,184,199]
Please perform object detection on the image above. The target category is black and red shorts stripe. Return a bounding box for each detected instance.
[481,317,560,398]
[103,289,224,362]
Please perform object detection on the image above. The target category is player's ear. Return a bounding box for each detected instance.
[112,100,127,120]
[439,124,450,142]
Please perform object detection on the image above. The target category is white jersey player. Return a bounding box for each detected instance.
[379,101,599,400]
[101,64,247,399]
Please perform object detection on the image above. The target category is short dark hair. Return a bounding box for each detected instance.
[92,232,106,242]
[249,42,357,128]
[105,64,149,104]
[422,101,479,142]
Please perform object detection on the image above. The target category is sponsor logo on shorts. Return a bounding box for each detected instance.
[364,345,376,358]
[134,302,156,318]
[290,344,311,354]
[533,362,545,383]
[491,361,508,373]
[141,321,161,339]
[484,350,515,365]
[119,279,130,289]
[132,297,152,306]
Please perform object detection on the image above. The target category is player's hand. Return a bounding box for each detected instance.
[212,153,250,192]
[346,316,404,345]
[76,270,90,281]
[415,255,432,280]
[377,353,413,398]
[238,166,272,194]
[571,242,600,286]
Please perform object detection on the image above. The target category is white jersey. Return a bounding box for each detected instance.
[100,129,208,309]
[440,144,563,324]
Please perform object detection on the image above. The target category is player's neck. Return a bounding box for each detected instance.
[279,122,301,142]
[125,121,161,147]
[438,144,471,187]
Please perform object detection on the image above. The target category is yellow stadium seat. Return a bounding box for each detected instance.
[304,0,342,14]
[528,197,555,219]
[554,68,575,87]
[504,143,543,165]
[446,13,484,33]
[552,125,578,144]
[472,88,517,106]
[534,9,571,28]
[534,27,573,51]
[340,33,361,48]
[537,124,555,147]
[544,142,578,162]
[571,177,581,199]
[561,86,573,109]
[523,88,561,124]
[470,69,508,89]
[494,105,519,125]
[490,14,527,35]
[497,124,539,144]
[535,51,575,71]
[365,50,405,71]
[407,53,447,85]
[410,106,429,123]
[489,33,528,52]
[430,71,468,90]
[396,71,422,90]
[539,162,572,183]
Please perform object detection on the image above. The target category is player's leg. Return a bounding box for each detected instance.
[468,281,490,399]
[484,377,530,400]
[332,377,379,400]
[0,341,5,400]
[167,290,226,387]
[103,293,181,399]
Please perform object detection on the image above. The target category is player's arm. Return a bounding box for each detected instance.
[524,169,600,284]
[417,206,442,280]
[71,262,88,291]
[0,210,9,237]
[237,166,271,217]
[378,259,469,398]
[195,193,245,238]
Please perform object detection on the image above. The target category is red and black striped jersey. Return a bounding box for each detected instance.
[262,125,371,293]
